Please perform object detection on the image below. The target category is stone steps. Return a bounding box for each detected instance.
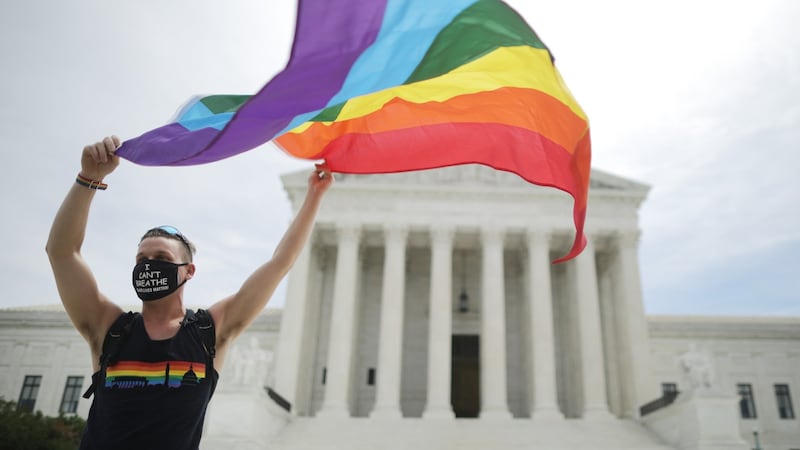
[264,417,676,450]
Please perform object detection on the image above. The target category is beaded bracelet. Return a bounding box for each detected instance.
[76,173,108,190]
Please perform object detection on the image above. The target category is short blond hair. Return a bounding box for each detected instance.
[140,226,196,262]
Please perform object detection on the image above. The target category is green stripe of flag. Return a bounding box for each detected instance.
[200,95,253,114]
[406,0,549,84]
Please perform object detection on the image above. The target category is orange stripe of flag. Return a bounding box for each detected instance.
[277,87,587,159]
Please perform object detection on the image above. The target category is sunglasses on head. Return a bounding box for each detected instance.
[150,225,192,253]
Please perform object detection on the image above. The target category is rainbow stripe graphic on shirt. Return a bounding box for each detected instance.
[105,360,206,389]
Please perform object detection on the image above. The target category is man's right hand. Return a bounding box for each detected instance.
[80,136,121,181]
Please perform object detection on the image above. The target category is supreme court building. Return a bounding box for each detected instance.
[1,166,798,449]
[273,165,657,422]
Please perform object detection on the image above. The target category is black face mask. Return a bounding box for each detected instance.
[132,259,189,302]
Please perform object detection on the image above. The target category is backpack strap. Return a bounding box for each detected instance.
[82,311,139,399]
[185,308,216,362]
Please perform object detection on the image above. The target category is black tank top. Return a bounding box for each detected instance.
[80,312,218,450]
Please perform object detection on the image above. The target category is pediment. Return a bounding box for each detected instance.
[282,164,648,194]
[588,169,649,192]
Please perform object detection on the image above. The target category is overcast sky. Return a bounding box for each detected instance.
[0,0,797,316]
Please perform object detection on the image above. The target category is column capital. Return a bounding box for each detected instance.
[480,225,505,244]
[335,222,362,241]
[429,224,455,245]
[383,224,409,242]
[582,234,597,253]
[525,228,552,246]
[615,230,641,249]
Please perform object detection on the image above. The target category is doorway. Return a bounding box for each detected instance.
[451,335,480,417]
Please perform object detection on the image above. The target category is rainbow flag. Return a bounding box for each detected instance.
[105,360,207,389]
[116,0,590,262]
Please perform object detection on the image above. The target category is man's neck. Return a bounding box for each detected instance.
[140,295,186,340]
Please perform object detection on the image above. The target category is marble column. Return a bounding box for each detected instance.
[318,224,362,418]
[614,231,659,416]
[271,238,313,413]
[371,225,409,419]
[574,238,613,419]
[422,226,455,419]
[526,230,564,419]
[480,227,512,419]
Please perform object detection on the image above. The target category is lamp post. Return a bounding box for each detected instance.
[457,250,469,313]
[752,428,762,450]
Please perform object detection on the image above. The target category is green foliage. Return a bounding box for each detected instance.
[0,398,85,450]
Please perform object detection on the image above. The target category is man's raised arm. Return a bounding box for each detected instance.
[209,164,332,356]
[46,136,124,354]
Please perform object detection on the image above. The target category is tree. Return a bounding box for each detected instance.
[0,398,85,450]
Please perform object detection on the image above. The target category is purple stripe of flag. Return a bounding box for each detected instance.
[117,0,388,166]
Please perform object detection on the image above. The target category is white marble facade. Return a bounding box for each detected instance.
[273,165,658,421]
[1,166,798,449]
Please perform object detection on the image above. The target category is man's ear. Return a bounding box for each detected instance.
[185,263,196,280]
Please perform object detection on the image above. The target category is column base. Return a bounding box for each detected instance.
[582,406,615,420]
[422,406,455,419]
[531,407,565,420]
[479,408,512,420]
[369,407,403,420]
[315,406,351,419]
